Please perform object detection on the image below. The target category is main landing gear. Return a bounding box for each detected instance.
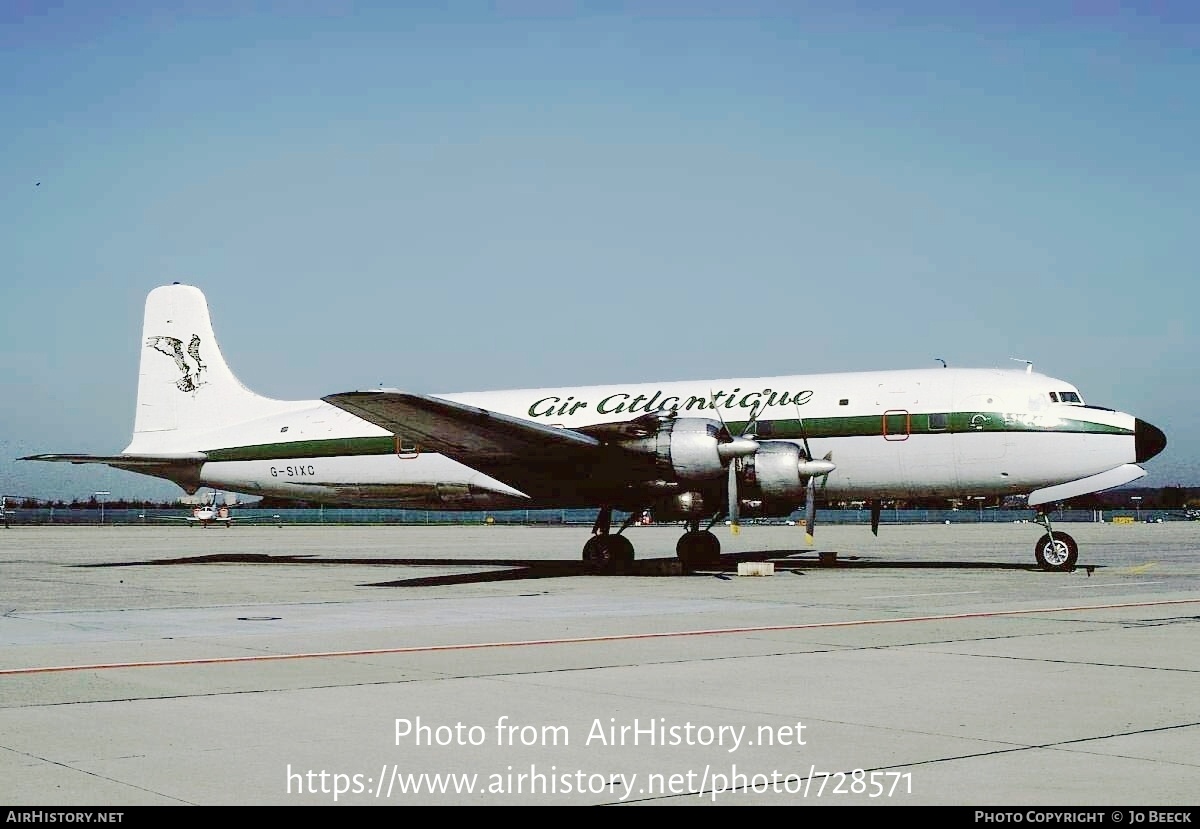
[582,507,635,573]
[676,518,721,571]
[1033,512,1078,572]
[582,508,724,573]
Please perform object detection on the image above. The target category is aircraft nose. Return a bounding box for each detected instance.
[1134,419,1167,463]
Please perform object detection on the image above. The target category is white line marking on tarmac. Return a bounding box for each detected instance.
[865,591,983,599]
[3,598,1196,676]
[1056,581,1167,589]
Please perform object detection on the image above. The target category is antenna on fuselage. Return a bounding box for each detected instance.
[1010,357,1033,374]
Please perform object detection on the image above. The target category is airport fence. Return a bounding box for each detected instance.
[1,507,1163,527]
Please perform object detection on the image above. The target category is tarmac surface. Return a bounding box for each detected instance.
[1,521,1198,806]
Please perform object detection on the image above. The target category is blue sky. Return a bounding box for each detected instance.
[2,2,1197,501]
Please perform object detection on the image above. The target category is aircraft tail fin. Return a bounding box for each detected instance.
[129,283,296,448]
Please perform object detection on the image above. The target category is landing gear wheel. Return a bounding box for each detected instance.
[676,530,721,571]
[582,534,634,574]
[1034,531,1078,572]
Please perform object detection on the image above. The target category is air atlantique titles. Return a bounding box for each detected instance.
[527,387,815,419]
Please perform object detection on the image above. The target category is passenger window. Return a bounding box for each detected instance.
[928,413,948,431]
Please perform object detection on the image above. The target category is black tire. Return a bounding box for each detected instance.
[676,530,721,571]
[582,534,634,574]
[1034,531,1078,572]
[609,534,634,571]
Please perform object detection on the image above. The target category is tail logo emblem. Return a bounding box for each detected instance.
[146,335,208,393]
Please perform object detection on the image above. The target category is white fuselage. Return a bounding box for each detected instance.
[155,367,1144,509]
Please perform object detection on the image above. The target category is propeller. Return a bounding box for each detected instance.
[711,393,761,535]
[795,409,835,545]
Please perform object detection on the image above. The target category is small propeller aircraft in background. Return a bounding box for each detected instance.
[148,490,246,528]
[185,491,236,527]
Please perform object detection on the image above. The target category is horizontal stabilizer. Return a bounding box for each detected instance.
[21,452,206,493]
[21,452,207,465]
[1027,463,1146,507]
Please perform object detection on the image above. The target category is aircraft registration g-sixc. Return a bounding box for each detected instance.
[24,283,1166,573]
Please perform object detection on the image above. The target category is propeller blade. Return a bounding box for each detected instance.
[797,411,813,464]
[743,399,765,439]
[728,462,741,535]
[712,391,762,440]
[805,475,816,545]
[709,389,733,441]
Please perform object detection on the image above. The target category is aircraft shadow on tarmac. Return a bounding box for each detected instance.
[80,551,1067,587]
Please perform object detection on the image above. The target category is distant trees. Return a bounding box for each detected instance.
[64,497,180,509]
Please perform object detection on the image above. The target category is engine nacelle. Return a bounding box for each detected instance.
[739,441,806,501]
[617,415,757,482]
[734,441,837,515]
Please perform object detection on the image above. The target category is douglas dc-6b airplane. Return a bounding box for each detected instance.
[23,284,1166,572]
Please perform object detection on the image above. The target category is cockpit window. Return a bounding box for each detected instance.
[1049,392,1059,402]
[1059,391,1082,404]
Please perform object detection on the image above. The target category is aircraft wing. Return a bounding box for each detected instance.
[322,391,602,464]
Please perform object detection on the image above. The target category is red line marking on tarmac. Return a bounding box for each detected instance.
[3,598,1197,676]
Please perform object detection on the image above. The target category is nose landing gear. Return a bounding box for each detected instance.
[1033,513,1078,572]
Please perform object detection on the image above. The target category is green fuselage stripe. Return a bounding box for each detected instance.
[199,413,1131,463]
